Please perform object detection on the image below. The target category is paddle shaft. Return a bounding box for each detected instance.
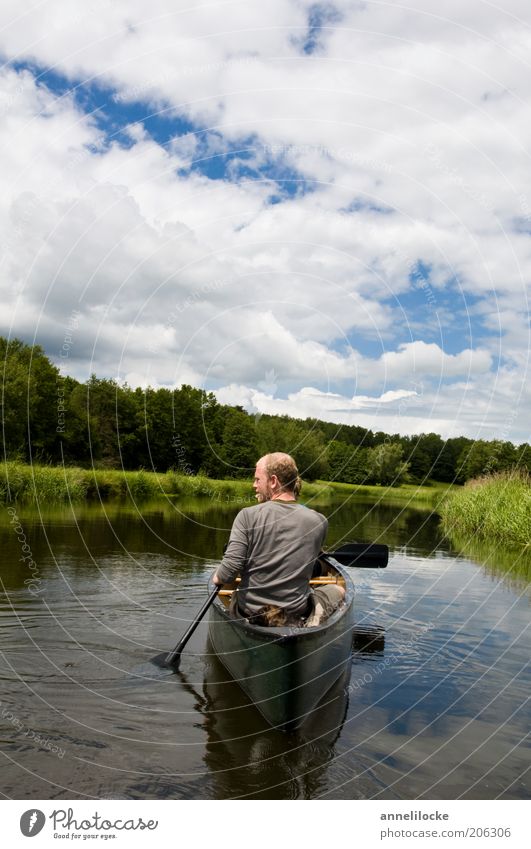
[165,585,221,667]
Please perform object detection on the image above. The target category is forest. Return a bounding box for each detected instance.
[2,337,530,486]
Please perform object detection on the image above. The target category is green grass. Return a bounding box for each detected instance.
[0,461,90,503]
[1,461,460,508]
[324,479,457,509]
[0,462,334,504]
[439,471,531,548]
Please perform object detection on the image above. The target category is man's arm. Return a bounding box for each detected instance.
[213,510,249,585]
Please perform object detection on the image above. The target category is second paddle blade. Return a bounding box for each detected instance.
[328,542,389,568]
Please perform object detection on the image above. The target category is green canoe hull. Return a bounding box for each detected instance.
[208,563,355,732]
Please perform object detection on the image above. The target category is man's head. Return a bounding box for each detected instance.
[253,452,301,503]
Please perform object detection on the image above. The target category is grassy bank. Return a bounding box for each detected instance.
[0,461,458,507]
[0,461,333,504]
[439,471,531,548]
[325,479,457,509]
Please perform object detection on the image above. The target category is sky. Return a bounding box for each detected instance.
[1,0,530,443]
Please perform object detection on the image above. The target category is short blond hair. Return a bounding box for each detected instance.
[260,452,302,497]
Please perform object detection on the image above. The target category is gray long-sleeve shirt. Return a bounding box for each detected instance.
[216,500,328,615]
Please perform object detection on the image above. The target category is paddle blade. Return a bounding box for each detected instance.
[151,651,179,669]
[328,542,389,568]
[164,648,182,667]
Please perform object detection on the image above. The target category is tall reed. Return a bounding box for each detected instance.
[0,462,332,504]
[0,462,90,503]
[439,471,530,548]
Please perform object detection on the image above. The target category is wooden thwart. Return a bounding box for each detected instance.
[229,576,337,585]
[219,577,338,597]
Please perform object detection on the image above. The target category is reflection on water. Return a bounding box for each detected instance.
[445,533,531,594]
[352,625,386,656]
[179,642,350,800]
[0,495,529,800]
[321,495,448,556]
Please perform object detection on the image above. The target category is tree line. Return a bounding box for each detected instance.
[2,337,530,485]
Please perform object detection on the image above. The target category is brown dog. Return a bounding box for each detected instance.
[249,604,305,628]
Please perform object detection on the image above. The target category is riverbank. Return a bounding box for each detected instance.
[0,461,333,504]
[439,471,531,548]
[0,462,256,503]
[0,461,450,505]
[326,479,456,508]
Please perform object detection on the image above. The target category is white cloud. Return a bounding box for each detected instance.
[0,2,529,440]
[378,341,492,381]
[214,368,527,442]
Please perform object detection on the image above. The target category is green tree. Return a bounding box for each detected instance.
[0,337,62,461]
[199,390,225,476]
[327,440,368,484]
[172,385,216,473]
[220,408,258,476]
[433,437,471,483]
[483,440,517,474]
[290,428,328,481]
[114,383,142,469]
[80,376,120,467]
[255,414,293,456]
[138,387,176,471]
[60,376,92,464]
[456,439,523,483]
[516,443,531,474]
[365,442,409,486]
[67,376,141,469]
[255,415,328,480]
[401,433,445,482]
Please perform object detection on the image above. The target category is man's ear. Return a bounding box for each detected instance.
[269,474,279,490]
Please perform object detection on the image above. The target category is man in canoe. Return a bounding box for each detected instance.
[213,452,345,626]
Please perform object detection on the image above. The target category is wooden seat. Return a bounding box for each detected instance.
[218,576,340,597]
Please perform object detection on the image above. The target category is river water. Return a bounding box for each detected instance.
[0,494,529,800]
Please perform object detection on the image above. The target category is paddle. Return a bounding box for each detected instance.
[322,542,389,569]
[157,585,221,669]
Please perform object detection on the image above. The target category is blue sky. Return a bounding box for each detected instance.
[0,0,529,441]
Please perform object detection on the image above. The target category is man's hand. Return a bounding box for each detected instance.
[212,572,222,586]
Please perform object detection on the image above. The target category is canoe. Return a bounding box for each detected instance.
[207,558,355,732]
